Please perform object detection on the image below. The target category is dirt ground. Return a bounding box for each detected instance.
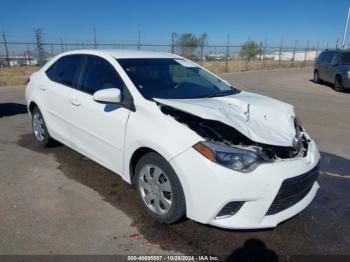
[0,68,349,260]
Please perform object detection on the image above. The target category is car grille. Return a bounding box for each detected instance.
[266,163,319,215]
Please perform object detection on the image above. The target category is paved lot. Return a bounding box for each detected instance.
[0,68,349,259]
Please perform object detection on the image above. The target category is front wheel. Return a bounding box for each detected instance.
[134,152,186,224]
[334,76,344,92]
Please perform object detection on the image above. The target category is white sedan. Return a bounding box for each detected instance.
[25,50,320,229]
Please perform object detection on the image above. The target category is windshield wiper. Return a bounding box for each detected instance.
[205,90,235,98]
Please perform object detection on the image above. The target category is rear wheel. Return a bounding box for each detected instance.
[334,75,344,92]
[134,152,186,224]
[313,70,320,84]
[31,107,54,147]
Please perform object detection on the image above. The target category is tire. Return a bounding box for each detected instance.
[313,70,320,84]
[334,75,344,92]
[133,152,186,224]
[31,107,54,147]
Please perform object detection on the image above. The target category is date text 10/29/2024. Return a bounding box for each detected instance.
[127,255,220,261]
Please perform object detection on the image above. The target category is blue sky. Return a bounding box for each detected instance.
[1,0,350,48]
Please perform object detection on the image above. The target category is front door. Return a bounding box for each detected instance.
[69,55,130,174]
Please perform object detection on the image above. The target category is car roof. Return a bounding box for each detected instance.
[322,48,350,53]
[58,49,180,59]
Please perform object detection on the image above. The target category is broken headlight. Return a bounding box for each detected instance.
[194,142,266,172]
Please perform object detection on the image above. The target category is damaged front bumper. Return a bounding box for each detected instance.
[169,138,320,229]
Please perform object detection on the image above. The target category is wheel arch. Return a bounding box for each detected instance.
[28,101,38,116]
[129,147,158,184]
[335,73,342,80]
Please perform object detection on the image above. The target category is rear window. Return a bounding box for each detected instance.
[46,55,84,87]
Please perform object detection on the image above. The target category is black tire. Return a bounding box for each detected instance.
[313,70,320,84]
[31,107,54,147]
[334,75,344,92]
[133,152,186,224]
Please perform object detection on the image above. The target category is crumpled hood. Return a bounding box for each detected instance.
[155,91,296,147]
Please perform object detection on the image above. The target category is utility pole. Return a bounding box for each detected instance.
[2,31,10,67]
[93,27,97,49]
[137,30,141,50]
[342,6,350,49]
[34,28,45,66]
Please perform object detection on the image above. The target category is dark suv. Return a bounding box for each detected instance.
[314,49,350,91]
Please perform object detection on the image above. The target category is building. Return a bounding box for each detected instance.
[0,55,38,67]
[273,50,318,61]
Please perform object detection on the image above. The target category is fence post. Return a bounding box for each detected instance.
[171,32,176,54]
[303,40,309,67]
[292,40,297,67]
[278,38,283,68]
[2,30,10,67]
[137,30,141,50]
[60,38,64,53]
[262,37,267,70]
[93,27,97,49]
[200,43,204,66]
[225,34,230,72]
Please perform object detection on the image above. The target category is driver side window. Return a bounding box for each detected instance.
[80,56,124,94]
[169,64,210,87]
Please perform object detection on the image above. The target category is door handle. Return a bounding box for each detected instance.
[69,99,81,106]
[39,86,46,91]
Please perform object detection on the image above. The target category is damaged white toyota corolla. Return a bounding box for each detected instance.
[26,50,320,229]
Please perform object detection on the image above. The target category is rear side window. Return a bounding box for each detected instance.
[341,53,350,65]
[324,52,336,63]
[79,56,124,94]
[46,55,83,87]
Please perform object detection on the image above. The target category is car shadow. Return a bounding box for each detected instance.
[309,79,350,93]
[0,103,27,117]
[226,239,278,262]
[320,151,350,177]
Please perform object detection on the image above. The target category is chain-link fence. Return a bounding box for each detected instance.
[0,38,324,85]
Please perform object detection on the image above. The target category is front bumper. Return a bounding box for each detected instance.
[169,138,320,229]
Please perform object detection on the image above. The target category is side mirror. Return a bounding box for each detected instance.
[93,88,121,104]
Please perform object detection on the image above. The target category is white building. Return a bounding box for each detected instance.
[273,50,317,61]
[0,55,38,66]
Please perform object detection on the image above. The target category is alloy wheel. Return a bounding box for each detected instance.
[32,112,46,142]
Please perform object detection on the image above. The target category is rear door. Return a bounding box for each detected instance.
[327,52,339,82]
[323,51,336,83]
[317,51,329,82]
[44,55,84,144]
[69,55,130,174]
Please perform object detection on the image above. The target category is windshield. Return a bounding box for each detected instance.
[117,58,240,99]
[341,53,350,65]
